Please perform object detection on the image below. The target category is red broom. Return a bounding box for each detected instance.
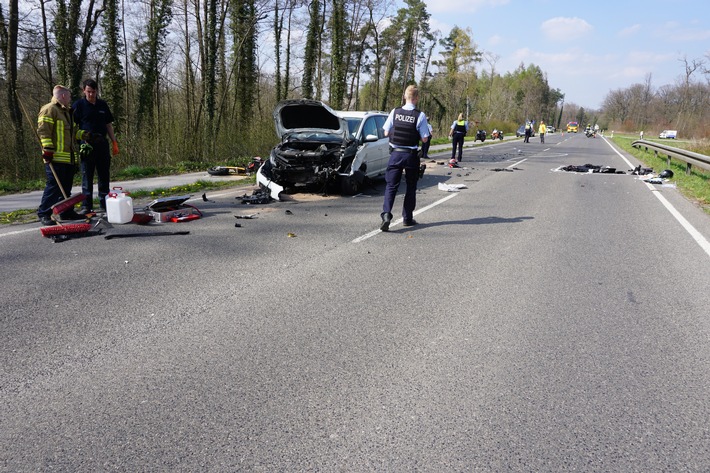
[47,161,86,216]
[40,222,93,238]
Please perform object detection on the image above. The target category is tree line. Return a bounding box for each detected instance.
[1,0,707,184]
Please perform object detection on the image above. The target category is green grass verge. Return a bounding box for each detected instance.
[611,136,710,214]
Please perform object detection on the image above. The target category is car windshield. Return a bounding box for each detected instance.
[344,118,362,137]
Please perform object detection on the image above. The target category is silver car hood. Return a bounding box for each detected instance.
[273,99,348,139]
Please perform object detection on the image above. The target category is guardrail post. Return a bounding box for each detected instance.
[666,155,671,167]
[686,162,692,175]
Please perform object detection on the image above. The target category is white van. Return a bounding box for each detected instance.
[659,130,677,139]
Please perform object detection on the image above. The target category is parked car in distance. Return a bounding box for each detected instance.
[659,130,677,139]
[256,100,391,199]
[516,125,535,137]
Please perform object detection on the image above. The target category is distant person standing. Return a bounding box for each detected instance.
[72,79,118,214]
[379,85,430,231]
[524,121,532,143]
[448,113,468,162]
[640,130,644,139]
[420,121,433,159]
[538,120,546,144]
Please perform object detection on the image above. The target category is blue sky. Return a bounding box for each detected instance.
[425,0,710,109]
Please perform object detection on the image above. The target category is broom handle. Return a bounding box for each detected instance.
[15,91,69,199]
[48,161,69,199]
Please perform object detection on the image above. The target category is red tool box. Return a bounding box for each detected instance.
[147,195,201,223]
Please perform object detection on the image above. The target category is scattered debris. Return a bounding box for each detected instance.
[630,165,654,175]
[559,164,622,174]
[287,232,296,238]
[105,231,190,240]
[491,168,514,172]
[202,193,215,203]
[50,230,104,243]
[234,214,258,219]
[238,188,273,205]
[438,183,467,192]
[285,210,293,215]
[234,223,242,227]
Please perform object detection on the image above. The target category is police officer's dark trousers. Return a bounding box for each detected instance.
[382,149,419,221]
[451,132,464,161]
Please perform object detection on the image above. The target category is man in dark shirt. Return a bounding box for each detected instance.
[72,79,119,213]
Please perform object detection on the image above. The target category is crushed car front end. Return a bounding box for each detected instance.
[257,99,357,200]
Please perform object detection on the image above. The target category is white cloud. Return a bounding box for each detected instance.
[540,17,593,42]
[487,34,503,47]
[618,24,641,37]
[425,0,510,15]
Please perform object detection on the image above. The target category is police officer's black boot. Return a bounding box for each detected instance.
[380,212,393,232]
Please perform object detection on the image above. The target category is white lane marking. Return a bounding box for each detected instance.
[0,227,36,239]
[508,158,527,168]
[352,193,459,243]
[646,184,710,257]
[602,136,710,259]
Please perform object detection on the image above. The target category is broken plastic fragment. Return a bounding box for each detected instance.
[438,182,467,192]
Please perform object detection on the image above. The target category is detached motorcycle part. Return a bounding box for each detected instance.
[105,231,190,240]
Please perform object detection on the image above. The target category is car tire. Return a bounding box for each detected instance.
[340,176,360,195]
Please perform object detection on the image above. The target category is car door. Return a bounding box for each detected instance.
[356,115,389,178]
[367,115,390,177]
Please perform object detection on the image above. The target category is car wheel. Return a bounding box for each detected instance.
[340,176,360,195]
[207,166,229,176]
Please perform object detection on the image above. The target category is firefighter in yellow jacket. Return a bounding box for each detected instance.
[538,120,547,144]
[37,85,91,225]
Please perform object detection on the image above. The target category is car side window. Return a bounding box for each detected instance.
[374,115,387,139]
[362,117,379,141]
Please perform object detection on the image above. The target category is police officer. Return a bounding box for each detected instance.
[379,85,430,232]
[524,120,532,143]
[448,113,468,162]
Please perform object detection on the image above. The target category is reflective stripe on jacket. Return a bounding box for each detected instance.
[37,97,85,164]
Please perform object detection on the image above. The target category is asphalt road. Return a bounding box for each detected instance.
[1,134,709,471]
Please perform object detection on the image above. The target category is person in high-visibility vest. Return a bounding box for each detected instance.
[448,113,468,162]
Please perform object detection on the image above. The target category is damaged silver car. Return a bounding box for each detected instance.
[257,99,389,199]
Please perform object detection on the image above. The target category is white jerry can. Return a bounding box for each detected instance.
[106,190,134,224]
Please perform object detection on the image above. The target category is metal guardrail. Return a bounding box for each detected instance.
[631,139,710,174]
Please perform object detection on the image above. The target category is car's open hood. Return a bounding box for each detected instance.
[273,99,348,139]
